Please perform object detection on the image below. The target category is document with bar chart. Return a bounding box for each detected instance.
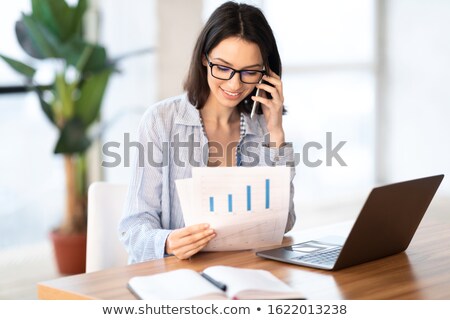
[175,166,290,251]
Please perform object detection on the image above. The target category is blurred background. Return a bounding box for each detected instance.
[1,0,449,299]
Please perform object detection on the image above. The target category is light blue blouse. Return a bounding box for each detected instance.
[119,93,296,263]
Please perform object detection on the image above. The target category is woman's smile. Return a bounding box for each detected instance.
[220,87,243,99]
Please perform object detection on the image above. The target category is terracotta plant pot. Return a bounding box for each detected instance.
[50,230,87,275]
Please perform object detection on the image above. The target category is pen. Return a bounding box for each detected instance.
[200,272,227,291]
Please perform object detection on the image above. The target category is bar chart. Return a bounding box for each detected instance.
[192,167,290,217]
[208,179,271,213]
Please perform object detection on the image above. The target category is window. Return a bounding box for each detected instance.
[265,0,376,204]
[204,0,376,205]
[0,1,64,248]
[99,0,157,184]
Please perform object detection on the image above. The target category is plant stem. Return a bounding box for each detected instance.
[63,154,87,234]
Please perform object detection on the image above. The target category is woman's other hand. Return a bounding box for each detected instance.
[165,223,216,259]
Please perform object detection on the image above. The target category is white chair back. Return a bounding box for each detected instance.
[86,182,129,273]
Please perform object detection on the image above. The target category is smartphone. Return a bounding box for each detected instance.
[250,79,263,118]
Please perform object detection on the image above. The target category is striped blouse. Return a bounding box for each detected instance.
[119,93,296,263]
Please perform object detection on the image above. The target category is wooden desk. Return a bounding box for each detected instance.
[38,219,450,300]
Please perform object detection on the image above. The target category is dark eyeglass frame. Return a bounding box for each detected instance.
[205,53,265,84]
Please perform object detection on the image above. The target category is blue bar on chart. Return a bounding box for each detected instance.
[265,179,270,209]
[228,194,233,213]
[209,197,214,212]
[246,185,251,211]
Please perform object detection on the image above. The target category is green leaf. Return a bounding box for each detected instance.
[83,45,108,73]
[15,20,44,59]
[31,0,46,22]
[31,0,59,39]
[75,44,94,73]
[32,0,73,42]
[35,87,56,125]
[31,0,86,42]
[74,69,112,127]
[20,14,60,58]
[55,73,74,119]
[54,118,91,154]
[61,39,108,73]
[0,54,36,78]
[68,0,87,41]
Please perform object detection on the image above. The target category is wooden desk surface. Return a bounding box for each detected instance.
[38,219,450,300]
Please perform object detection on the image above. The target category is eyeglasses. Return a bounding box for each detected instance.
[205,53,265,84]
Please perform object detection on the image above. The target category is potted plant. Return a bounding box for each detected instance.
[0,0,149,274]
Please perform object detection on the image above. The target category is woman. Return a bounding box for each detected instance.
[119,1,296,263]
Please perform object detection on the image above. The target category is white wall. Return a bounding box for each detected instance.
[157,0,203,100]
[383,0,450,194]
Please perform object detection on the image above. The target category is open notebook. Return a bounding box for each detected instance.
[128,266,304,300]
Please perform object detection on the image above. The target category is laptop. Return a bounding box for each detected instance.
[256,174,444,270]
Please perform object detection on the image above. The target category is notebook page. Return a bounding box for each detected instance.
[203,266,302,299]
[128,269,225,300]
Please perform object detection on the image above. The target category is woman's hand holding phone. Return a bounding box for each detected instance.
[251,69,285,148]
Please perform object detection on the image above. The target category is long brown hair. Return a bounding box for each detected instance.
[184,1,283,114]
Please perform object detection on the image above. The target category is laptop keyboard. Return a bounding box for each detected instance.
[294,247,342,265]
